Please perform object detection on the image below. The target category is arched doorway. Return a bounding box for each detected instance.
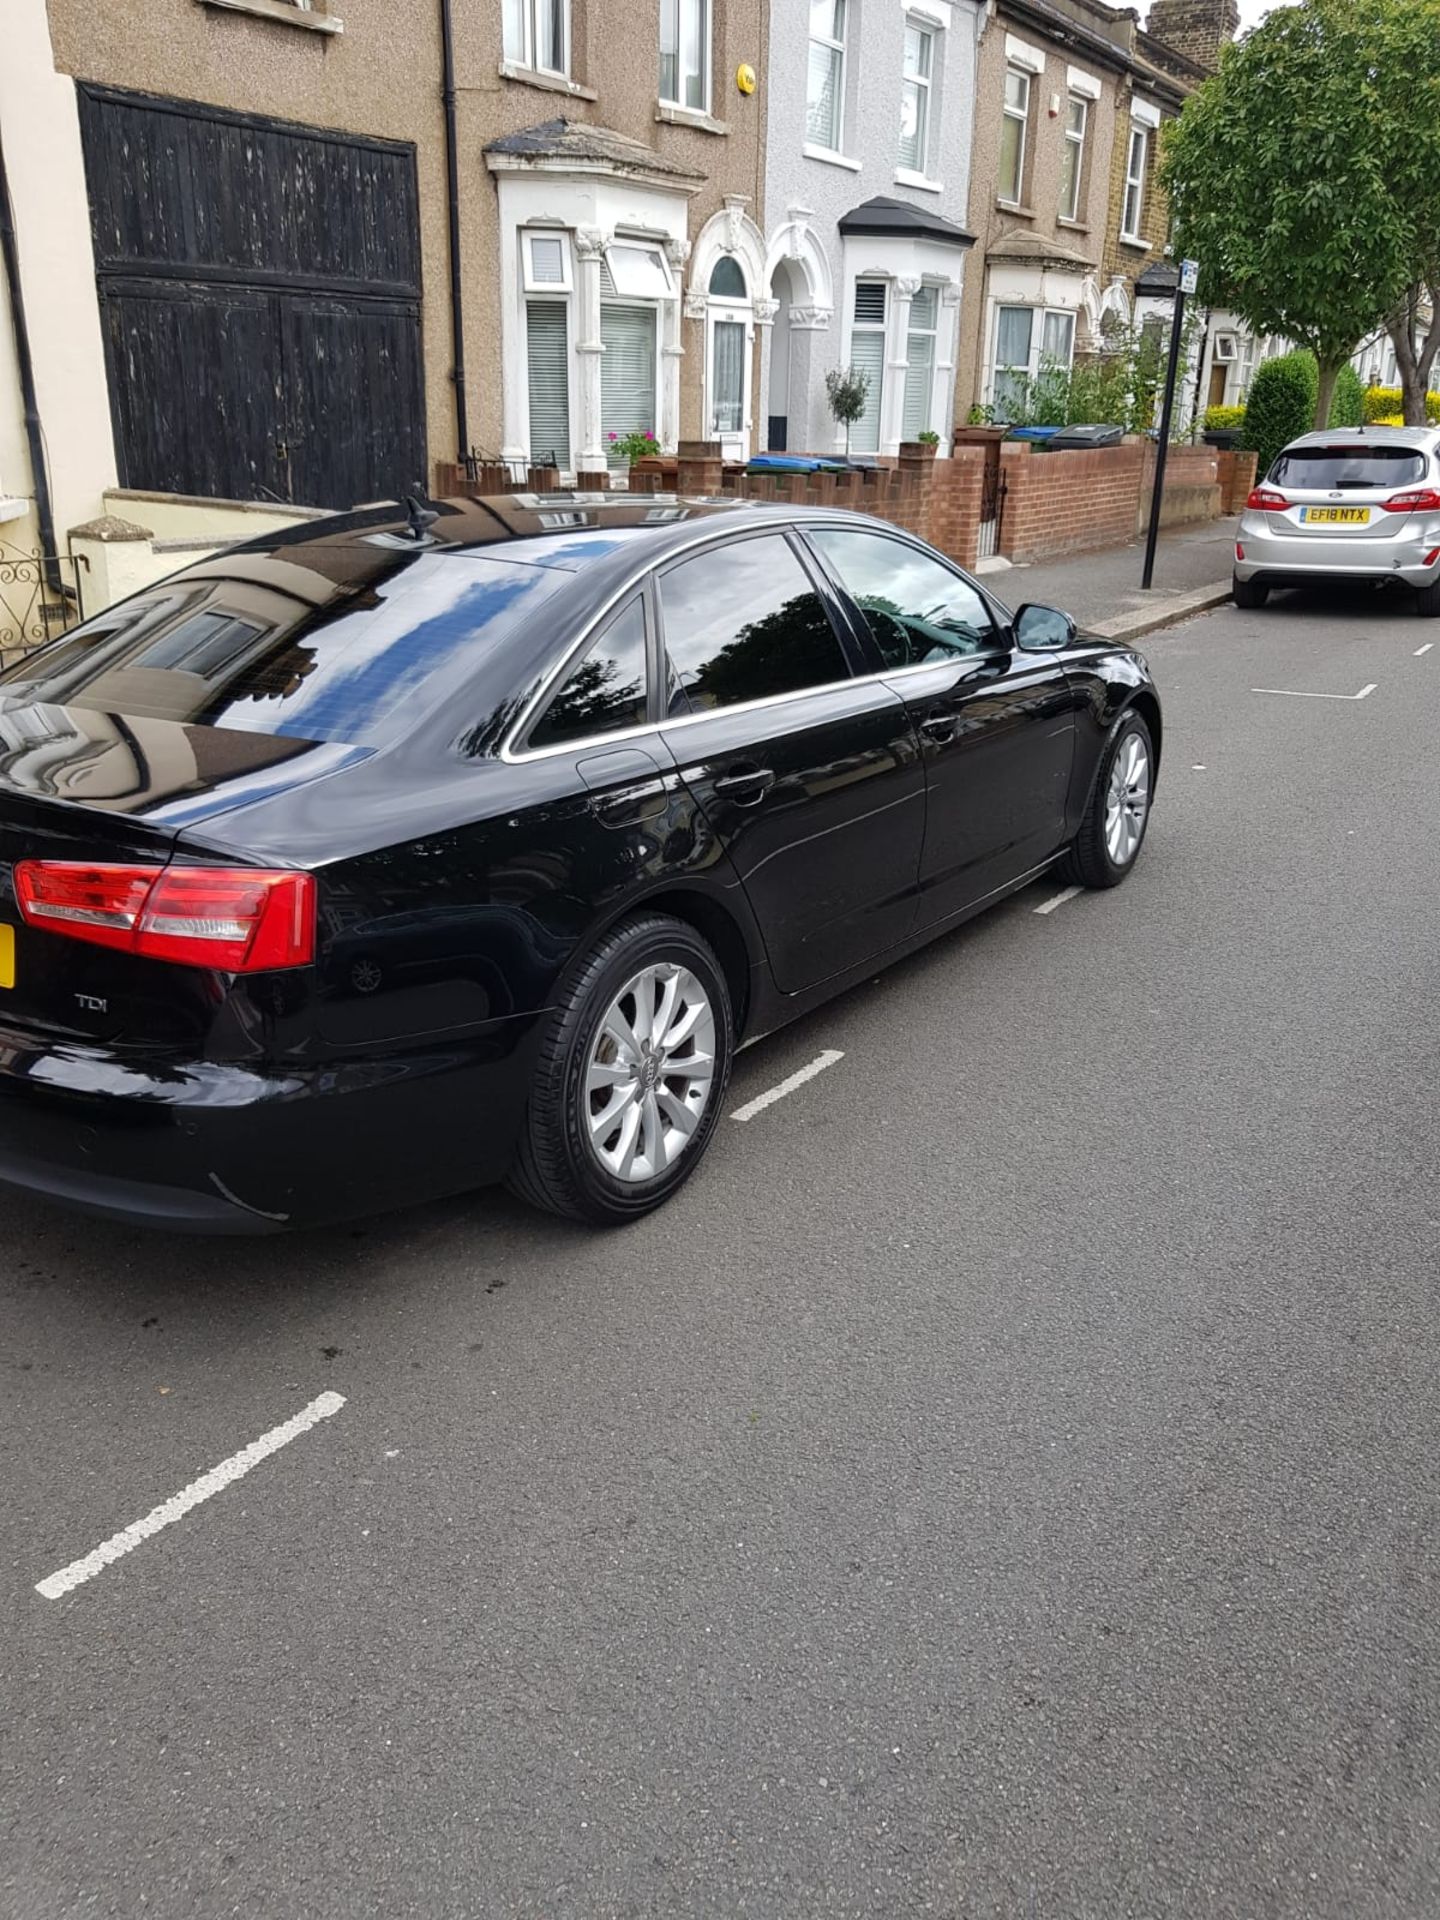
[767,258,801,451]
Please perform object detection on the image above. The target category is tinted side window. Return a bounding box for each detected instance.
[527,597,649,750]
[810,529,1000,669]
[660,535,851,714]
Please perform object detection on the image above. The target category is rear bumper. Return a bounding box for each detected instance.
[0,1016,543,1234]
[1235,511,1440,586]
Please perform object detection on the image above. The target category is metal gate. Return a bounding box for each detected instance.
[977,459,1007,560]
[78,87,427,510]
[0,551,88,671]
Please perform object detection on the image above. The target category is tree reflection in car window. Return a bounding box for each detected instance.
[660,536,851,713]
[810,528,999,668]
[527,597,648,749]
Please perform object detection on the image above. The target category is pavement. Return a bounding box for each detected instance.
[7,582,1440,1918]
[987,516,1240,636]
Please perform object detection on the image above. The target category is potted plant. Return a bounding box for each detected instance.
[953,403,1011,448]
[917,430,940,449]
[608,428,663,483]
[824,365,871,458]
[1201,404,1245,449]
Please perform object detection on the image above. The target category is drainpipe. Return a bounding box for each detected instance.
[0,126,60,585]
[439,0,469,470]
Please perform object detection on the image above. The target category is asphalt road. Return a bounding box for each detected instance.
[5,585,1440,1919]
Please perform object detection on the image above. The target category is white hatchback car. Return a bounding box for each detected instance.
[1234,425,1440,614]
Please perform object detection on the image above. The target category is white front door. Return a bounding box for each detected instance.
[707,310,751,463]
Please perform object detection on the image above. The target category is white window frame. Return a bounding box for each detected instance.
[660,0,710,113]
[605,241,675,301]
[521,230,573,294]
[899,19,935,175]
[999,66,1031,206]
[1122,124,1149,241]
[502,0,570,77]
[989,303,1076,410]
[848,278,888,454]
[1059,94,1087,223]
[902,284,941,440]
[806,0,848,155]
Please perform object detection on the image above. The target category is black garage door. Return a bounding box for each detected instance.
[78,86,427,510]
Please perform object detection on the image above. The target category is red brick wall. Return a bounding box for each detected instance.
[1216,448,1259,513]
[999,443,1146,564]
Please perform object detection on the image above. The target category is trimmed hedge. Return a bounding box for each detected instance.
[1204,404,1246,432]
[1243,352,1319,477]
[1363,384,1440,425]
[1328,364,1365,428]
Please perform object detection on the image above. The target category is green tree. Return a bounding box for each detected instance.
[825,366,870,458]
[1161,0,1417,430]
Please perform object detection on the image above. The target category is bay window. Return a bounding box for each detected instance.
[849,280,887,454]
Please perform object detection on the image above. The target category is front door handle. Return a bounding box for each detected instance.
[920,709,957,744]
[713,766,775,807]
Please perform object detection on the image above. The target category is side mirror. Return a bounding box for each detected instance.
[1014,602,1076,651]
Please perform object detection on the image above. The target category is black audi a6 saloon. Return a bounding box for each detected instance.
[0,495,1159,1231]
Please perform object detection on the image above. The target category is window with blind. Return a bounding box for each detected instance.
[902,286,938,440]
[806,0,847,151]
[849,280,887,454]
[526,301,571,470]
[601,303,658,458]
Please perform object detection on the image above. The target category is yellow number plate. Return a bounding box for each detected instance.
[0,924,13,991]
[1300,506,1370,525]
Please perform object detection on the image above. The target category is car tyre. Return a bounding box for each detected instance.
[1232,573,1269,610]
[508,913,734,1225]
[1415,579,1440,618]
[1059,711,1154,891]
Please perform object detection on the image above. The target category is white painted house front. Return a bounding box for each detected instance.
[761,0,984,458]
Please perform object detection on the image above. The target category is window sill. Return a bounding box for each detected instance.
[894,167,944,194]
[805,143,863,172]
[1119,235,1151,252]
[501,61,598,100]
[196,0,342,32]
[995,198,1035,218]
[657,101,728,134]
[1057,216,1089,232]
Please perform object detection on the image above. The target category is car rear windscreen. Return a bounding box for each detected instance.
[0,550,561,746]
[1269,446,1428,488]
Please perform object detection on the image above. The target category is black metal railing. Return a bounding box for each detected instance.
[0,549,88,669]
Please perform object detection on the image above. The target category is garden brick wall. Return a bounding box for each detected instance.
[442,437,1244,577]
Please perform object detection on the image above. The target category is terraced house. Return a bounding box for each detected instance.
[758,0,983,460]
[954,0,1224,423]
[0,0,769,560]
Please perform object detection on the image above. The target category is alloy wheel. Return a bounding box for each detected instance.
[584,963,717,1183]
[1104,731,1151,868]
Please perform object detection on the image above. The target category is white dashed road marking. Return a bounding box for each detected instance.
[1251,683,1376,701]
[1416,643,1433,657]
[1034,885,1083,916]
[732,1050,843,1123]
[36,1391,346,1601]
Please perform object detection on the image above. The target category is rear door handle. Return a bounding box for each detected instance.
[713,766,775,806]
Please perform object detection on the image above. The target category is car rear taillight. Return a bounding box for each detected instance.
[1235,542,1245,561]
[13,862,315,972]
[1246,487,1291,512]
[1380,488,1440,512]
